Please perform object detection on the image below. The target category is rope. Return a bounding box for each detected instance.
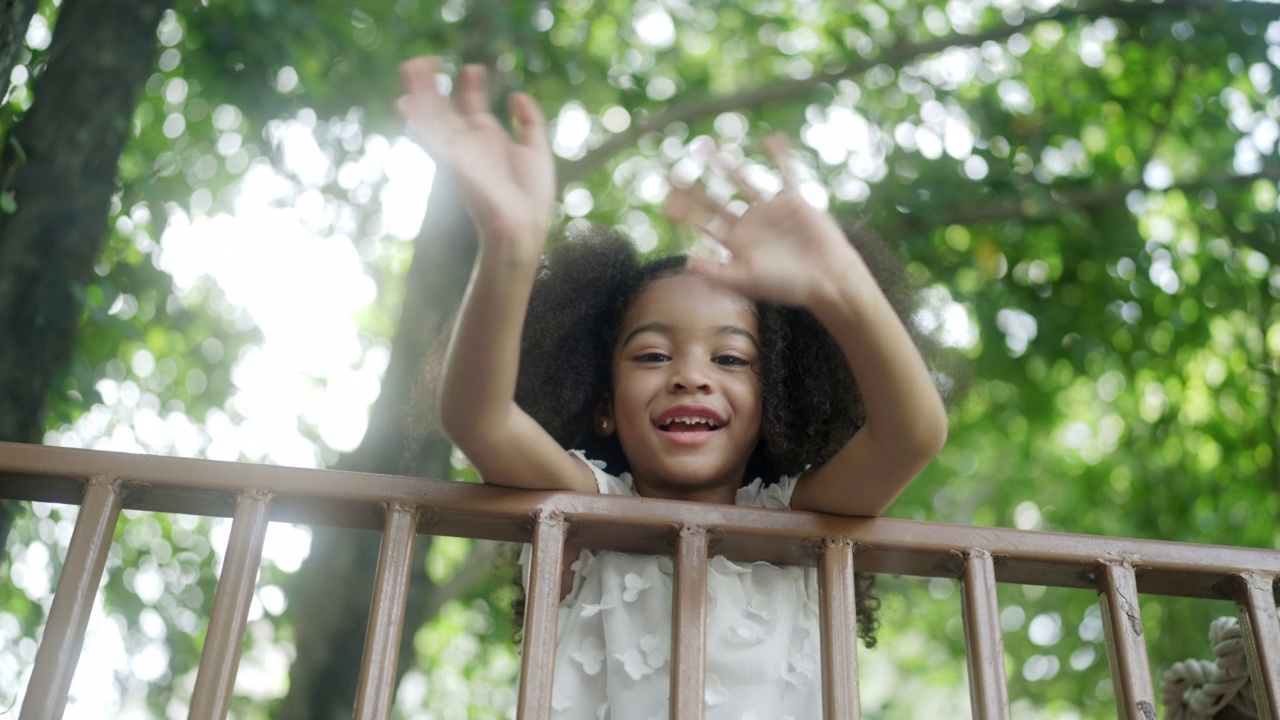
[1161,617,1258,720]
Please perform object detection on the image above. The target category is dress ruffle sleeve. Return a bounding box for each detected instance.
[519,451,635,589]
[735,472,802,509]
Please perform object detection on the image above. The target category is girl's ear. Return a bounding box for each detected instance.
[593,398,615,437]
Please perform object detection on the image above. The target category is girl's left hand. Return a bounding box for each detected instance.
[663,134,865,309]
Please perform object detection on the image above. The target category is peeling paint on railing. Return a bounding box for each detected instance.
[2,440,1278,720]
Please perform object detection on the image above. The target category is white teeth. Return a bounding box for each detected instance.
[659,416,721,429]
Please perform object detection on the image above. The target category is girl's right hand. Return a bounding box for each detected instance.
[397,57,555,259]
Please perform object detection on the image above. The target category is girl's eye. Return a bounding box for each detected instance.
[714,355,751,367]
[635,352,670,363]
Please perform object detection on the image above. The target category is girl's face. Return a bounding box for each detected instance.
[605,273,763,503]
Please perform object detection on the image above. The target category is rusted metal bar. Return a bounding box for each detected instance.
[1098,561,1157,720]
[353,504,419,720]
[189,490,273,720]
[819,538,861,720]
[19,476,122,720]
[961,548,1011,720]
[1233,572,1280,720]
[4,442,1280,600]
[7,442,1280,719]
[516,511,566,720]
[671,526,709,720]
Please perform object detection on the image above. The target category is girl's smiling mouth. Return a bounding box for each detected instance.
[653,405,728,444]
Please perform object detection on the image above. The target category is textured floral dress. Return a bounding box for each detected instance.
[519,451,823,720]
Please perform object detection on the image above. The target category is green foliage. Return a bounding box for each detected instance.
[3,0,1280,717]
[403,546,523,718]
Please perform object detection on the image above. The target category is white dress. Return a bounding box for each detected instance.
[519,451,823,720]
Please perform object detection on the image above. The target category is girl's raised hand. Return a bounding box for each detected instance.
[397,57,554,256]
[663,134,865,309]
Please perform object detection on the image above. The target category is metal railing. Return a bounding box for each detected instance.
[1,440,1278,720]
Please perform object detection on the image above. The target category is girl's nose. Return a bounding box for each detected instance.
[670,360,712,392]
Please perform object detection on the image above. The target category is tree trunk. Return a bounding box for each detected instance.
[0,0,40,102]
[0,0,172,546]
[276,174,478,720]
[0,0,173,440]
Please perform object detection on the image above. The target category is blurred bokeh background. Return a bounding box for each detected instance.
[2,0,1279,717]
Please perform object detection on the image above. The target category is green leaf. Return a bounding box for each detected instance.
[8,135,27,163]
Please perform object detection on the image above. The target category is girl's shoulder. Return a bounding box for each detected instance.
[568,449,638,496]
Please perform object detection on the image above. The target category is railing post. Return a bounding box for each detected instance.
[1097,561,1157,720]
[819,537,861,720]
[670,525,709,720]
[1232,572,1280,720]
[20,476,122,720]
[353,503,420,720]
[516,510,566,720]
[961,548,1011,720]
[189,490,273,720]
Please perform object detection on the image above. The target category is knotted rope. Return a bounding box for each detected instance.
[1161,617,1258,720]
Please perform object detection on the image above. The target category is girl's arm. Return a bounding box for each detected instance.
[665,134,947,516]
[398,57,595,493]
[789,259,948,516]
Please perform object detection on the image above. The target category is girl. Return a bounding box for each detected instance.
[398,57,949,718]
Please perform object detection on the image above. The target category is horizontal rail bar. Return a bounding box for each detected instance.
[20,476,122,720]
[1233,572,1280,720]
[3,442,1280,599]
[671,526,709,720]
[353,504,419,720]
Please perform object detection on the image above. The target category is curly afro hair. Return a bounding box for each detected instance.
[411,219,947,648]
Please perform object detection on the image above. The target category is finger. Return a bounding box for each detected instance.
[459,64,490,117]
[397,70,470,126]
[396,90,449,122]
[663,192,738,250]
[763,133,797,191]
[509,92,549,152]
[691,217,726,244]
[686,255,750,292]
[661,185,698,226]
[397,96,456,159]
[685,184,740,241]
[709,151,766,204]
[398,56,441,94]
[671,186,748,254]
[663,183,736,228]
[397,58,458,131]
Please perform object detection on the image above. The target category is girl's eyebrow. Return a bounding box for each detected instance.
[711,324,757,348]
[620,322,760,350]
[620,322,673,348]
[714,325,761,350]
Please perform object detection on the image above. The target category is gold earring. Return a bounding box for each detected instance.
[598,417,611,433]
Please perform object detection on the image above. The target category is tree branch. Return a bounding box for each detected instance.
[895,164,1280,230]
[558,0,1234,188]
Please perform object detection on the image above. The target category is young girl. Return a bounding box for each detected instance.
[398,57,949,718]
